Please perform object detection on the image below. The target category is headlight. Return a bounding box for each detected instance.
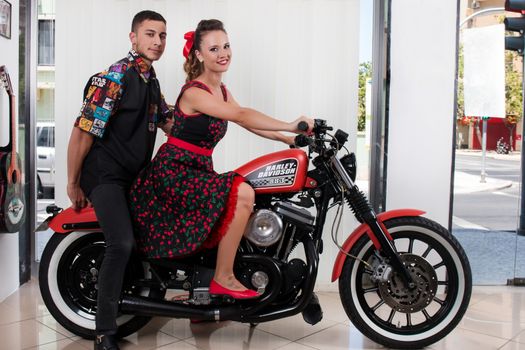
[339,153,357,182]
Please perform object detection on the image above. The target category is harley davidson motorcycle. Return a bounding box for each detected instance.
[38,120,471,349]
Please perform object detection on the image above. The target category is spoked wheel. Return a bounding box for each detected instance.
[39,232,166,339]
[339,216,472,349]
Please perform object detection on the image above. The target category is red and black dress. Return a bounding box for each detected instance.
[129,80,244,259]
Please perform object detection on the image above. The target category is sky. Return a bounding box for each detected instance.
[359,0,373,63]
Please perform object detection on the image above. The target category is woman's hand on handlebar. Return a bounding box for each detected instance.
[291,116,314,135]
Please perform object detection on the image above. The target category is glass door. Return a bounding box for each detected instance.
[453,0,522,285]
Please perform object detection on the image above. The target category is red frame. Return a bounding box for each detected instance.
[48,207,98,233]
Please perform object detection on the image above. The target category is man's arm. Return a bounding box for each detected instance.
[67,127,94,209]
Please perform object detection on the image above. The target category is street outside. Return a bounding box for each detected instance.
[452,149,525,284]
[453,150,520,232]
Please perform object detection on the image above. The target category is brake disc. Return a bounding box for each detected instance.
[378,254,438,313]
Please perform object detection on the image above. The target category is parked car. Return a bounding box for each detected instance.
[37,122,55,198]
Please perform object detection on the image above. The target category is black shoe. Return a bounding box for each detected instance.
[94,334,120,350]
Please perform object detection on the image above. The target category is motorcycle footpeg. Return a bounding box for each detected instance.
[302,293,323,325]
[210,294,236,304]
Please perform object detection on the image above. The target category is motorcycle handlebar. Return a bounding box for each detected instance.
[298,119,333,135]
[314,119,332,133]
[291,119,337,152]
[293,134,312,148]
[298,121,309,132]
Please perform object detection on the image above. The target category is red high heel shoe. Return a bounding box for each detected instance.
[209,279,260,300]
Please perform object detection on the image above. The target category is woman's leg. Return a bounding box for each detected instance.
[213,182,254,291]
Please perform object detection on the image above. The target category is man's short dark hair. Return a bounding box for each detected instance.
[131,10,166,32]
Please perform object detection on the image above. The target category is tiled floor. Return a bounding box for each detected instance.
[2,280,525,350]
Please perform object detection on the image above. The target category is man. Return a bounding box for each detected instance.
[66,10,172,350]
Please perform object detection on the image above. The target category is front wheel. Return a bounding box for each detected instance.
[339,216,472,349]
[39,231,166,339]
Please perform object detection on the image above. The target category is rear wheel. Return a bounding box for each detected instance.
[39,231,165,339]
[339,216,472,349]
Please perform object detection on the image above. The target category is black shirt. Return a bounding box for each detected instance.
[74,50,171,195]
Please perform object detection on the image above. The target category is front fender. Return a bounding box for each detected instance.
[330,209,425,282]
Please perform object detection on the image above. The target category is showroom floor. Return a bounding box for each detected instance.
[0,280,525,350]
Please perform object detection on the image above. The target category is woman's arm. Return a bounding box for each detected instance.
[226,93,295,145]
[179,87,312,133]
[247,129,295,145]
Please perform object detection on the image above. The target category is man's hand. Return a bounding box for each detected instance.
[67,127,94,210]
[67,183,90,210]
[159,117,174,136]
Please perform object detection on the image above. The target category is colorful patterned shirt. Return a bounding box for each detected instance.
[75,49,171,138]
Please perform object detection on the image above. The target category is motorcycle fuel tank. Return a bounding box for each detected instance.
[235,149,308,194]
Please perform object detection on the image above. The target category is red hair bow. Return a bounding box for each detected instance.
[183,31,195,59]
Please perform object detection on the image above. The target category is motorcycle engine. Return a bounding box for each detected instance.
[243,209,283,247]
[244,202,315,247]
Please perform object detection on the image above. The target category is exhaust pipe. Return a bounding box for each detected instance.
[120,295,240,321]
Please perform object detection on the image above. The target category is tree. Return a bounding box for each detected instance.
[504,51,522,150]
[357,61,372,132]
[456,45,479,148]
[457,45,464,120]
[505,52,523,118]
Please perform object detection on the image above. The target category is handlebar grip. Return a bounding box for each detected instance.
[294,134,311,148]
[297,121,309,132]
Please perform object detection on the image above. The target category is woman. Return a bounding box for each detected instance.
[130,19,313,299]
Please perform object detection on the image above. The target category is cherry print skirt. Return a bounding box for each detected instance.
[129,142,244,258]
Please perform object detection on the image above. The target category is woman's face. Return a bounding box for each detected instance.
[196,30,231,73]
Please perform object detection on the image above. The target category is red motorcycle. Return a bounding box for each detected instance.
[38,119,471,349]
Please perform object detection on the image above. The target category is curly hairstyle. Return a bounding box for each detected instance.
[183,19,227,82]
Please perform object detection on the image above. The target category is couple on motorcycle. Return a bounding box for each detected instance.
[66,10,313,350]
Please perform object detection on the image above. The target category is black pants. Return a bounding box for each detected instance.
[90,184,134,335]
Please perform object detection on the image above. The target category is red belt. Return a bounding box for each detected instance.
[167,137,213,156]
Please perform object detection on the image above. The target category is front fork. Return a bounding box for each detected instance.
[331,157,416,288]
[362,212,416,288]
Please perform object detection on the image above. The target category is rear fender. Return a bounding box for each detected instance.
[48,207,99,234]
[330,209,425,282]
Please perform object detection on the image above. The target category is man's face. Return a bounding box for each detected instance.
[130,19,167,64]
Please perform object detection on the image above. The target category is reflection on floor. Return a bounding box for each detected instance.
[454,229,525,284]
[1,279,525,350]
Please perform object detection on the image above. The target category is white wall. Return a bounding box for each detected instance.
[386,0,458,226]
[55,0,361,289]
[0,0,20,302]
